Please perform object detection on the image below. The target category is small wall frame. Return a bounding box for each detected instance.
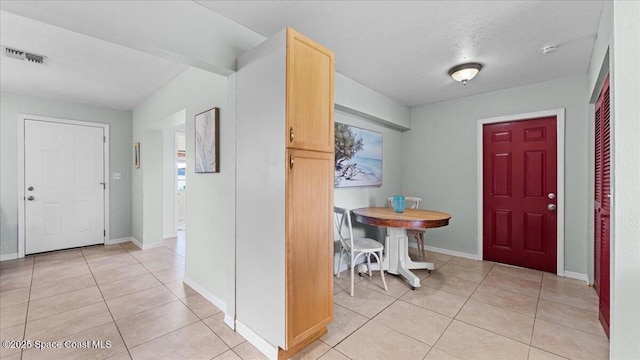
[134,142,140,169]
[194,107,220,173]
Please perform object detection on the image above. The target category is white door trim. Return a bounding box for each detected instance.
[476,108,565,277]
[174,131,180,236]
[17,114,110,258]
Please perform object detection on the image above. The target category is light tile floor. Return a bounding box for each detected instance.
[0,244,608,360]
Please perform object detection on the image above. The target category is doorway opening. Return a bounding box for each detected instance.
[161,120,186,257]
[173,132,186,256]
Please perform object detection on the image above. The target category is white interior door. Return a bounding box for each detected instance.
[25,119,105,254]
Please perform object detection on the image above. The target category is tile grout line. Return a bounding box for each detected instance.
[122,244,198,317]
[531,272,544,347]
[427,259,494,358]
[81,243,134,360]
[103,243,203,355]
[117,242,232,356]
[200,314,247,350]
[328,253,456,356]
[446,268,542,347]
[19,257,35,360]
[328,269,400,353]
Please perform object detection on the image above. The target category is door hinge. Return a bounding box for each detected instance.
[103,230,106,237]
[104,136,106,143]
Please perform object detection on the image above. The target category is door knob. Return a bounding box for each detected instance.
[547,204,556,211]
[548,192,556,200]
[27,186,34,191]
[27,196,35,201]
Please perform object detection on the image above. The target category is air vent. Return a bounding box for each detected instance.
[25,53,45,64]
[5,47,24,59]
[3,46,46,64]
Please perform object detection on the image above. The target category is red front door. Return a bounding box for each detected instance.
[594,75,610,337]
[483,117,558,273]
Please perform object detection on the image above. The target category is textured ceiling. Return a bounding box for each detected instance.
[197,0,604,107]
[0,11,188,110]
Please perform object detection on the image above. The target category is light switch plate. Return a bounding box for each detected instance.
[113,173,122,180]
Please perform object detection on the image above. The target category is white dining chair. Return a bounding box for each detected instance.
[387,196,426,259]
[334,206,388,297]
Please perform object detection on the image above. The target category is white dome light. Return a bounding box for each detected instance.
[448,63,482,85]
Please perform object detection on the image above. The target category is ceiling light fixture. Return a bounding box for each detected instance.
[448,63,482,85]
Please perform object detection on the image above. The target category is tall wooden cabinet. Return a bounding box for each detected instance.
[236,28,334,359]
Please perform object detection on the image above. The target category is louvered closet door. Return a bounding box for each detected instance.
[594,75,610,337]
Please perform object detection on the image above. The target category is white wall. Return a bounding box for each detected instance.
[404,75,590,272]
[585,3,640,356]
[0,91,132,256]
[132,67,234,310]
[335,74,411,130]
[587,1,613,102]
[610,1,640,357]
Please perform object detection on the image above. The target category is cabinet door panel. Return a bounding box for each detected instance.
[286,149,333,347]
[286,28,334,153]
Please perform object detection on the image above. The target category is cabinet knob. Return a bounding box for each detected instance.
[290,127,294,142]
[290,156,294,169]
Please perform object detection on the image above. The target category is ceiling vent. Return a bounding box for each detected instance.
[3,46,46,64]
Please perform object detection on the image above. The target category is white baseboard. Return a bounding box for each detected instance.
[235,320,278,360]
[142,242,164,249]
[130,237,163,250]
[419,244,480,260]
[183,276,227,314]
[105,237,133,245]
[224,313,235,330]
[182,278,236,334]
[163,233,177,239]
[130,237,144,249]
[563,271,590,285]
[0,253,18,262]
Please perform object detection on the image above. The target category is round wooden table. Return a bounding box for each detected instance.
[352,207,452,288]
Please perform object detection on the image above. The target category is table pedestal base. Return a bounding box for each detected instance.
[358,227,434,288]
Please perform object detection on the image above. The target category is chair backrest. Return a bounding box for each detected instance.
[386,196,422,209]
[334,206,354,251]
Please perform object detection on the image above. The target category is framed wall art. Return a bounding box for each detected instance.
[334,123,382,188]
[134,142,140,169]
[194,107,220,173]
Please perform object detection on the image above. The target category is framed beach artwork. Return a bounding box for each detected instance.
[134,142,140,169]
[194,107,220,173]
[334,123,383,188]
